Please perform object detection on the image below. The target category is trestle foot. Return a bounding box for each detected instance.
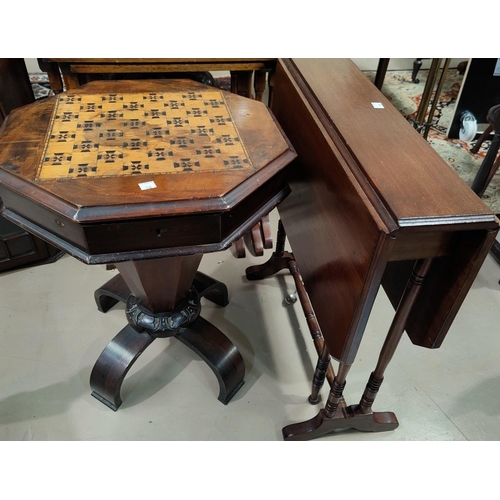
[282,405,399,441]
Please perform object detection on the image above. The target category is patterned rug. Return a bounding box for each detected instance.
[29,69,500,214]
[364,69,500,214]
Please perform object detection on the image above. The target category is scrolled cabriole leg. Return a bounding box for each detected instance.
[245,219,293,280]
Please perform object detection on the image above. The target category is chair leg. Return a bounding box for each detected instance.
[412,58,423,83]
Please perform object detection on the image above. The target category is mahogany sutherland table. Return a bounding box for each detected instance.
[0,78,296,410]
[246,59,499,440]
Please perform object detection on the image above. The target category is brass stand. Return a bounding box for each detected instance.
[413,58,451,140]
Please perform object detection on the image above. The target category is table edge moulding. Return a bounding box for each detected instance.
[244,58,499,440]
[0,77,296,412]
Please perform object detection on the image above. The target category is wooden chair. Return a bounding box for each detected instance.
[470,104,500,273]
[0,59,63,273]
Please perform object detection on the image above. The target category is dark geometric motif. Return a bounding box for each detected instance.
[59,95,82,104]
[80,103,102,112]
[173,158,200,172]
[167,100,185,110]
[170,137,194,148]
[123,139,147,150]
[204,99,224,108]
[56,112,79,122]
[148,148,173,161]
[51,131,76,142]
[97,151,124,163]
[68,164,98,177]
[196,147,222,158]
[183,92,203,100]
[102,94,123,103]
[187,108,208,117]
[191,126,214,136]
[168,117,189,127]
[223,156,250,169]
[73,141,99,151]
[123,102,144,111]
[101,110,123,120]
[39,90,253,180]
[210,116,232,125]
[44,153,72,165]
[99,130,124,140]
[147,127,170,137]
[216,135,240,146]
[145,109,166,119]
[123,161,150,173]
[78,121,101,131]
[124,119,146,129]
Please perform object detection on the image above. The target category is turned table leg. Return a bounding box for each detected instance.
[248,223,432,440]
[282,258,433,440]
[358,258,434,414]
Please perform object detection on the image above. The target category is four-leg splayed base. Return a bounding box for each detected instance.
[90,260,245,411]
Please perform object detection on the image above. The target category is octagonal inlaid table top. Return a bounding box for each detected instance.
[0,79,296,264]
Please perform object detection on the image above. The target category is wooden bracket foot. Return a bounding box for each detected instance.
[282,405,399,441]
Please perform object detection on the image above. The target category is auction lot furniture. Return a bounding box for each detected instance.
[247,59,499,440]
[0,78,295,410]
[39,58,279,258]
[38,58,277,103]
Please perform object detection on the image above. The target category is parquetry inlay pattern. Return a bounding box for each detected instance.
[37,91,253,180]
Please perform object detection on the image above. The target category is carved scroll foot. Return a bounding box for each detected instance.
[245,250,294,281]
[90,324,155,411]
[282,405,399,441]
[245,219,292,280]
[176,316,245,404]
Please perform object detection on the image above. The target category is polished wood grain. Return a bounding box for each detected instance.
[0,76,296,412]
[271,60,394,364]
[38,59,279,257]
[272,58,498,364]
[0,79,292,215]
[0,78,296,264]
[291,59,493,223]
[264,58,499,440]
